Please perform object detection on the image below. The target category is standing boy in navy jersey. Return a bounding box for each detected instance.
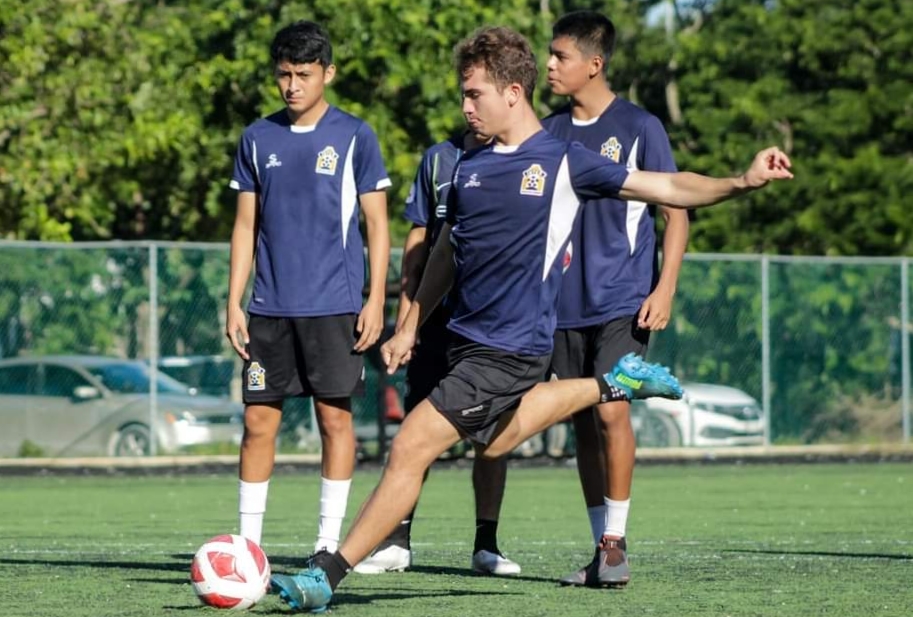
[271,26,792,613]
[353,131,521,577]
[225,21,391,556]
[542,11,689,587]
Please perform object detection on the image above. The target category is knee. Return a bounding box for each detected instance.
[386,433,431,476]
[317,411,354,437]
[243,406,280,440]
[595,402,630,431]
[479,442,508,460]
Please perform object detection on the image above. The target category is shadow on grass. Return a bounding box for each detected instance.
[161,588,521,612]
[1,553,560,587]
[267,555,558,584]
[723,548,913,561]
[0,556,187,572]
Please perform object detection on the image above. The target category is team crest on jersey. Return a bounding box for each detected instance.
[315,146,339,175]
[600,137,622,162]
[520,164,547,196]
[247,362,266,391]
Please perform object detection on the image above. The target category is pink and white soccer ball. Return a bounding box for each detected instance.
[190,534,271,610]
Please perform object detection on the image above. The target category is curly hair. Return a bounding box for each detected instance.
[454,26,538,102]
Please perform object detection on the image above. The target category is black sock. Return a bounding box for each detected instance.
[311,550,351,591]
[474,518,499,555]
[383,509,415,549]
[597,376,629,403]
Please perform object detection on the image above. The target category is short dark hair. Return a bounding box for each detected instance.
[270,20,333,67]
[552,11,616,63]
[454,26,538,102]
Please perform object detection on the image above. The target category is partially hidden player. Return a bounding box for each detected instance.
[542,11,690,587]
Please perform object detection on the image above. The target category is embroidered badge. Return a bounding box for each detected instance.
[520,164,547,196]
[247,362,266,391]
[600,137,622,162]
[315,146,339,175]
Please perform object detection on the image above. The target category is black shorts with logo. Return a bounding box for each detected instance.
[242,314,365,404]
[551,314,649,381]
[427,334,551,445]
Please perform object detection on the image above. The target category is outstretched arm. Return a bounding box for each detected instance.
[381,223,455,373]
[619,147,793,209]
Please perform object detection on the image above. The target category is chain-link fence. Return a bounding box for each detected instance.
[0,241,909,458]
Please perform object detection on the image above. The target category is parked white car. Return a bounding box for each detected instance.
[632,382,765,447]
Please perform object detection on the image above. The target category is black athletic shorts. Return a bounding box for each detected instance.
[242,314,365,404]
[551,315,649,381]
[427,334,551,445]
[404,308,451,411]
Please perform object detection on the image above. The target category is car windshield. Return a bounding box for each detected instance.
[87,362,191,395]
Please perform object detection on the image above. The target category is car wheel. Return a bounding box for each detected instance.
[637,411,682,447]
[109,423,151,457]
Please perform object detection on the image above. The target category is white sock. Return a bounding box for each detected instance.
[239,479,269,545]
[587,505,606,544]
[604,497,631,538]
[315,477,352,553]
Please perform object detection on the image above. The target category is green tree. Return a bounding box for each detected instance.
[667,0,913,256]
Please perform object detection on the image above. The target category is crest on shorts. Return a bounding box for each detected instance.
[247,362,266,391]
[520,164,547,196]
[600,137,622,162]
[315,146,339,175]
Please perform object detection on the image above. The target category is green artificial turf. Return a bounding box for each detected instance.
[1,463,910,616]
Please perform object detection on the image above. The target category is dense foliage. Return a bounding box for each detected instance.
[2,0,910,252]
[0,1,910,443]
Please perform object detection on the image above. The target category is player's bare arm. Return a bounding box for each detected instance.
[638,205,688,330]
[354,190,390,352]
[381,223,456,373]
[619,146,793,209]
[396,225,431,332]
[226,191,258,360]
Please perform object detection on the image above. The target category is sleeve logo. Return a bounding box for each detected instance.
[315,146,339,175]
[520,164,547,196]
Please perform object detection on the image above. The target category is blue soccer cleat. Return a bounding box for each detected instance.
[270,567,333,614]
[603,352,683,400]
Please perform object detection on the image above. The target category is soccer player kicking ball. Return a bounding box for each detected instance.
[272,26,792,613]
[353,129,522,577]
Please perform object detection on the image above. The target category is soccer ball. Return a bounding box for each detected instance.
[190,534,271,610]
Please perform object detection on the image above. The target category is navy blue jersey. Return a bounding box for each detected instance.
[542,98,677,328]
[445,130,629,355]
[403,135,464,247]
[230,107,391,317]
